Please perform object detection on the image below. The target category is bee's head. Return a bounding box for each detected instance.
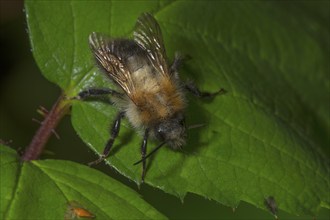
[153,113,186,149]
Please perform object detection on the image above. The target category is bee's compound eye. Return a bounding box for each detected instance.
[154,118,185,143]
[155,126,166,141]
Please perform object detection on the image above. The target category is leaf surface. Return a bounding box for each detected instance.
[0,145,166,219]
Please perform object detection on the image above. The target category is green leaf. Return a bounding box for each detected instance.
[25,0,330,217]
[0,145,166,219]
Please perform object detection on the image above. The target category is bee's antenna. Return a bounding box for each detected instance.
[133,142,166,165]
[187,123,205,130]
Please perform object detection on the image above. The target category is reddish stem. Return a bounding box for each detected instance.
[21,94,70,161]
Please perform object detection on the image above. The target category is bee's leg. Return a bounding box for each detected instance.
[170,52,191,74]
[140,129,149,182]
[88,112,125,166]
[184,81,226,98]
[170,53,185,74]
[72,88,123,100]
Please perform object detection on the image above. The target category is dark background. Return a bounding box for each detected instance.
[1,1,329,219]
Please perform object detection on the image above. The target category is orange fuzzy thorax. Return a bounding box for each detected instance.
[126,77,185,128]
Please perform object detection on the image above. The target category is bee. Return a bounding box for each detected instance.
[75,13,225,181]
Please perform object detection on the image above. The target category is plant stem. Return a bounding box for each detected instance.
[21,94,70,161]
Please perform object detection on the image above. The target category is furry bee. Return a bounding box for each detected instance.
[75,13,225,181]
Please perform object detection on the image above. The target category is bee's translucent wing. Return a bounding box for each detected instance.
[134,13,169,77]
[89,32,135,97]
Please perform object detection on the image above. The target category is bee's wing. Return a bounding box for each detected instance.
[89,32,135,97]
[134,13,170,77]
